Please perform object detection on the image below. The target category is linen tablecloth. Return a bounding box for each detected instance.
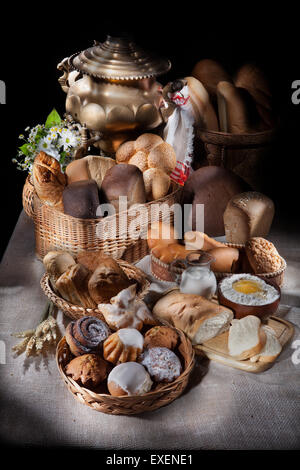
[0,211,299,450]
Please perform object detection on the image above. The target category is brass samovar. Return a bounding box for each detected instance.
[58,36,171,153]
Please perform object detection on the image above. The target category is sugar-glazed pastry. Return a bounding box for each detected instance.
[98,284,156,331]
[144,326,179,350]
[107,362,153,396]
[103,328,144,364]
[66,354,109,388]
[139,347,182,383]
[65,316,111,356]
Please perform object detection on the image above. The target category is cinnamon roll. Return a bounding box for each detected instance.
[66,316,111,356]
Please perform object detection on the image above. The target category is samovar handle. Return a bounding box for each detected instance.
[57,57,71,93]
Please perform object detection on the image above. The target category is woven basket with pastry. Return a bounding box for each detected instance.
[41,250,150,321]
[56,314,194,415]
[23,132,181,263]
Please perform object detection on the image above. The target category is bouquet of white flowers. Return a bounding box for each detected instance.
[13,109,82,173]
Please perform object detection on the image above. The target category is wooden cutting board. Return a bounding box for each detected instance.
[194,316,294,373]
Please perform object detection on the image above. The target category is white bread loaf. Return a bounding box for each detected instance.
[152,290,233,345]
[250,325,282,363]
[228,315,266,360]
[224,191,275,244]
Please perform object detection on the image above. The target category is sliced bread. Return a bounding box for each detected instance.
[228,315,266,360]
[250,326,282,363]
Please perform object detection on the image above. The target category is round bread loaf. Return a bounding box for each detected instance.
[181,166,250,237]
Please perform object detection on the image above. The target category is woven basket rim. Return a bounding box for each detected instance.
[196,126,278,139]
[150,245,287,279]
[41,259,151,317]
[32,179,182,224]
[56,329,195,407]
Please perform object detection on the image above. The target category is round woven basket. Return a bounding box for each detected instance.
[195,127,277,191]
[41,259,150,321]
[23,176,181,263]
[150,243,286,287]
[56,328,195,415]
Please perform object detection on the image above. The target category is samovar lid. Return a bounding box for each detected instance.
[69,35,171,80]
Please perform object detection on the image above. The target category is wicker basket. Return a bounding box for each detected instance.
[195,127,277,191]
[41,259,150,321]
[150,243,286,287]
[56,328,195,415]
[24,176,181,263]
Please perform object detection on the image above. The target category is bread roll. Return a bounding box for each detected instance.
[148,142,176,175]
[245,237,282,274]
[87,257,132,304]
[184,231,226,251]
[152,243,189,264]
[100,164,146,212]
[224,191,275,244]
[43,251,76,282]
[147,222,179,250]
[143,168,170,201]
[153,290,234,345]
[32,151,66,211]
[134,133,163,153]
[129,150,148,172]
[55,263,96,308]
[228,315,266,360]
[217,81,264,133]
[191,59,232,100]
[184,76,219,131]
[207,247,240,273]
[62,180,100,219]
[116,140,136,163]
[181,166,250,237]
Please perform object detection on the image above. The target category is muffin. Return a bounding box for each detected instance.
[66,354,109,388]
[144,326,179,350]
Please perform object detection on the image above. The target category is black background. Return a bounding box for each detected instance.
[0,14,299,257]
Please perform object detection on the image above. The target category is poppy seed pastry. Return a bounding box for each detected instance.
[139,347,182,383]
[65,316,111,356]
[107,362,153,396]
[66,354,109,388]
[103,328,144,364]
[181,166,250,237]
[144,326,179,350]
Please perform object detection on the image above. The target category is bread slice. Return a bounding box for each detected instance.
[228,315,266,360]
[250,326,282,363]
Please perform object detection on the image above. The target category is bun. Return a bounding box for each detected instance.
[191,59,232,100]
[152,243,189,264]
[181,166,250,237]
[143,168,170,201]
[245,237,282,274]
[62,180,100,219]
[65,316,110,356]
[87,258,132,304]
[101,164,146,212]
[139,347,182,383]
[66,354,109,388]
[147,222,179,250]
[55,263,96,308]
[184,76,219,131]
[144,326,179,350]
[99,284,156,331]
[184,231,225,251]
[228,315,266,360]
[116,140,136,163]
[207,247,240,273]
[148,142,176,175]
[103,328,144,364]
[134,133,163,153]
[224,191,275,244]
[129,150,148,172]
[43,251,76,282]
[107,362,153,396]
[153,290,233,345]
[32,152,66,211]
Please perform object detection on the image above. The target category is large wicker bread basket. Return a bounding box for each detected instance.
[23,176,181,263]
[56,328,194,415]
[41,259,150,321]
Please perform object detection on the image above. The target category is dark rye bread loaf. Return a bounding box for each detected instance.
[62,180,101,219]
[181,166,250,237]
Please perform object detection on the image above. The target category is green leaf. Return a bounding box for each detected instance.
[19,143,30,156]
[45,109,61,129]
